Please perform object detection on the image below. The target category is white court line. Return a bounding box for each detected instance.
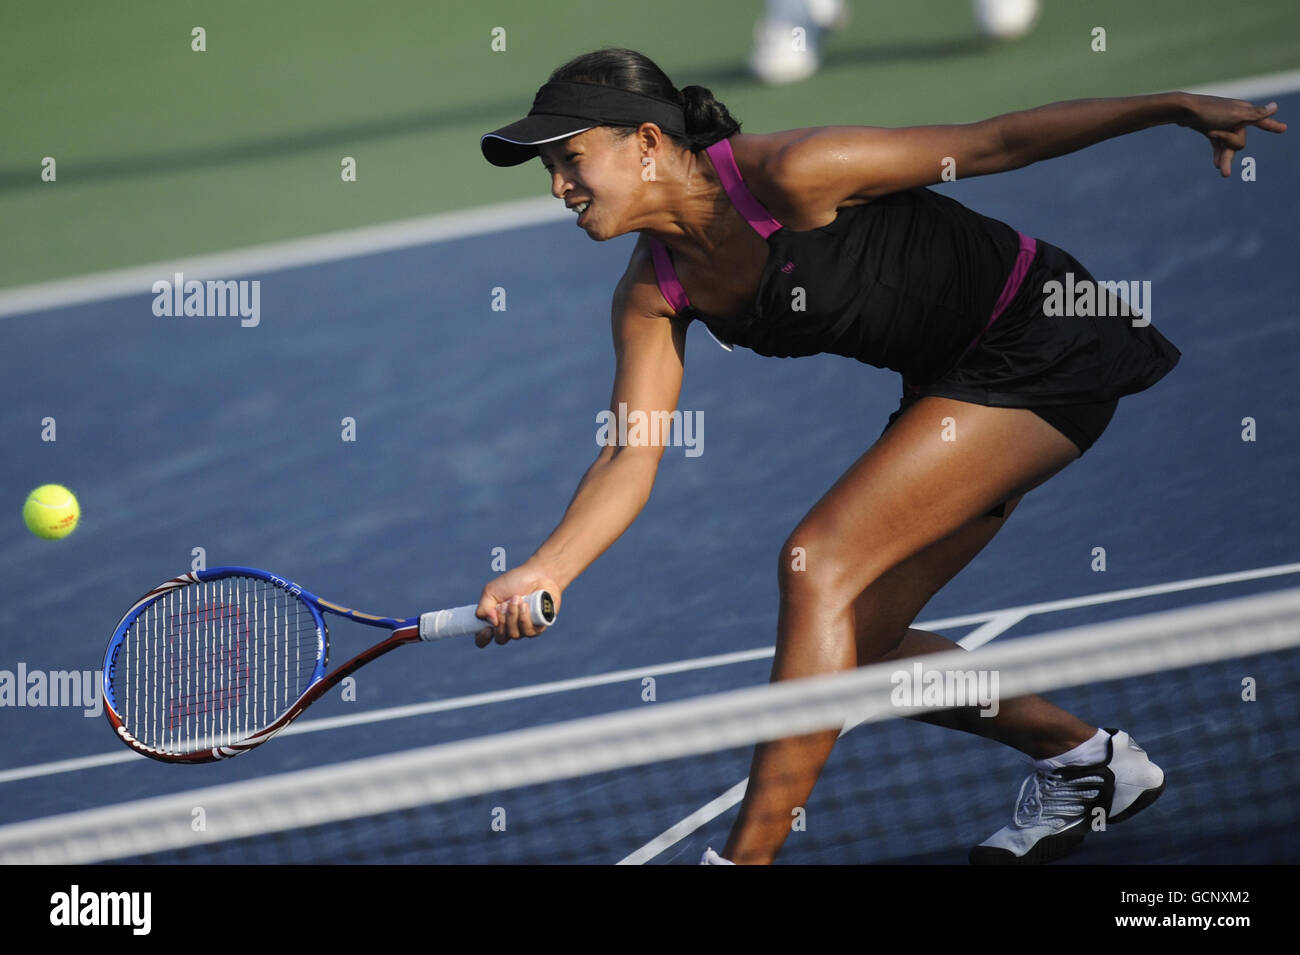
[1185,67,1300,101]
[921,561,1300,629]
[4,560,1297,786]
[618,561,1300,864]
[2,69,1299,319]
[958,610,1029,650]
[0,196,562,318]
[619,779,750,866]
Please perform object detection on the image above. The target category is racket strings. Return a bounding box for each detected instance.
[114,576,320,754]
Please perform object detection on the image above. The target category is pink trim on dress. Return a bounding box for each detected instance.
[644,137,783,317]
[955,232,1038,366]
[704,138,784,238]
[648,236,691,312]
[906,232,1038,395]
[647,235,734,350]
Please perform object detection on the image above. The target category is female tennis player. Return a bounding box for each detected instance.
[472,48,1285,864]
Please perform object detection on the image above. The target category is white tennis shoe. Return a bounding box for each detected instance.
[970,728,1166,864]
[749,0,850,85]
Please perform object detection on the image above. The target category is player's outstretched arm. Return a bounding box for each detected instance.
[991,93,1285,178]
[474,241,688,646]
[770,94,1285,204]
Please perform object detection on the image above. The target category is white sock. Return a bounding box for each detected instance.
[1034,728,1110,772]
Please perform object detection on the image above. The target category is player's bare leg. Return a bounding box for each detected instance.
[722,396,1090,865]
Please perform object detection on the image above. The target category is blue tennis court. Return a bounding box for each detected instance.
[1,87,1296,865]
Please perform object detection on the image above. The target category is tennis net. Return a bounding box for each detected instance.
[2,587,1298,864]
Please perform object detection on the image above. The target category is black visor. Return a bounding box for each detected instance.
[481,81,687,167]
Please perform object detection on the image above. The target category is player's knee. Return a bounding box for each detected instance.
[778,525,881,606]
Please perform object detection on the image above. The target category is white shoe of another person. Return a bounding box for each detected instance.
[973,0,1040,39]
[749,0,850,85]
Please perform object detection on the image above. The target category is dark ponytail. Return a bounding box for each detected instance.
[549,48,741,152]
[677,84,742,151]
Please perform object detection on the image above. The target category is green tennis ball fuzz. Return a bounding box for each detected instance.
[23,484,80,540]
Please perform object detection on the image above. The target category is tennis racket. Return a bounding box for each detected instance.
[102,565,556,764]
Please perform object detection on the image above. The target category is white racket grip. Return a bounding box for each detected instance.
[418,589,557,641]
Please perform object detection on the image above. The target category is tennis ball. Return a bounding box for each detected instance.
[23,484,80,540]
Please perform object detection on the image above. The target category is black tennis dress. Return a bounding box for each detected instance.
[646,136,1181,457]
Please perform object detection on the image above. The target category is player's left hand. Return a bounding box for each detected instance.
[1177,94,1286,177]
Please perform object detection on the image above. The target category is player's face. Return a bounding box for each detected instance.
[539,128,643,241]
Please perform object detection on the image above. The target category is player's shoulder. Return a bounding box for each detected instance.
[727,129,810,169]
[726,129,859,224]
[726,130,800,196]
[614,233,676,322]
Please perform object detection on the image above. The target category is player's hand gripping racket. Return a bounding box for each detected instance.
[101,566,556,763]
